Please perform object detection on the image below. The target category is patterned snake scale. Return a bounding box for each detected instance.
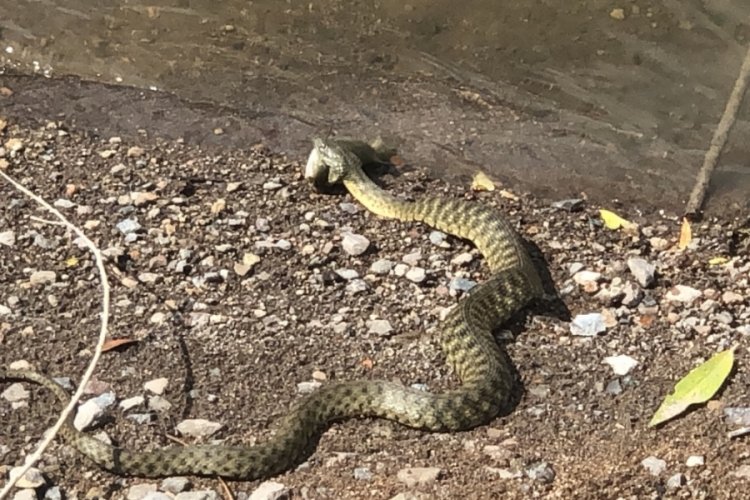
[0,137,544,480]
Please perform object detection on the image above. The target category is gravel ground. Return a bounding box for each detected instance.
[1,120,750,500]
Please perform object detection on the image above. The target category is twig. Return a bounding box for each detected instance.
[685,43,750,218]
[0,170,111,499]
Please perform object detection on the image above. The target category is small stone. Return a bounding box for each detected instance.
[570,313,606,336]
[641,456,667,476]
[396,467,442,487]
[4,137,24,153]
[666,473,684,489]
[429,231,450,248]
[160,477,191,494]
[275,239,291,250]
[724,407,750,426]
[44,486,62,500]
[610,8,626,20]
[138,272,161,284]
[394,263,408,277]
[449,277,477,292]
[13,490,36,500]
[485,467,523,479]
[370,259,394,275]
[686,455,704,467]
[551,198,584,212]
[346,279,368,294]
[2,383,29,402]
[573,270,601,285]
[627,258,656,288]
[149,396,173,412]
[312,370,327,381]
[248,481,290,500]
[127,146,145,157]
[722,291,744,304]
[210,199,226,214]
[53,198,75,209]
[297,381,322,394]
[74,398,108,431]
[29,270,56,285]
[666,285,702,304]
[605,379,622,395]
[144,378,168,395]
[120,395,145,411]
[402,251,422,266]
[353,467,372,480]
[339,202,359,214]
[243,253,261,267]
[603,355,638,376]
[405,267,426,283]
[0,230,15,247]
[262,181,283,190]
[174,492,218,500]
[622,282,643,307]
[732,465,750,478]
[117,218,142,235]
[451,252,473,266]
[342,232,370,256]
[367,319,393,336]
[9,466,46,488]
[525,461,555,483]
[335,269,359,280]
[568,262,585,275]
[176,419,223,438]
[127,484,159,500]
[650,237,670,251]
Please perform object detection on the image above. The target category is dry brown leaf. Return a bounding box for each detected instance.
[101,337,139,352]
[678,217,692,250]
[471,171,495,191]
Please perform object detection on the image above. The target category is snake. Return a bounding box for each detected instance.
[0,137,543,480]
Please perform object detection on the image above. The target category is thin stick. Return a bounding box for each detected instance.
[0,170,111,499]
[685,43,750,217]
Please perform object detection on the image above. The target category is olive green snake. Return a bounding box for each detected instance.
[0,137,543,480]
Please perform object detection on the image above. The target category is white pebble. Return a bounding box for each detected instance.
[603,354,638,376]
[175,419,223,438]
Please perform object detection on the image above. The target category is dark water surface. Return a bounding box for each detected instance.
[1,1,748,213]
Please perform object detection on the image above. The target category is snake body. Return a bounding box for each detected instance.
[0,138,543,480]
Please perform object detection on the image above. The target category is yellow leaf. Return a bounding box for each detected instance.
[678,218,692,250]
[649,347,735,427]
[708,257,728,266]
[471,171,495,191]
[65,256,79,267]
[599,209,633,230]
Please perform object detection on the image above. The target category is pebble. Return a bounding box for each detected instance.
[339,202,359,214]
[142,493,171,500]
[9,466,46,488]
[44,486,62,500]
[621,282,643,307]
[149,396,173,412]
[175,419,223,438]
[641,456,667,476]
[405,267,426,283]
[551,198,584,212]
[341,232,370,256]
[686,455,704,467]
[627,257,656,288]
[485,467,522,479]
[429,231,450,248]
[570,313,606,337]
[0,230,15,247]
[53,198,75,209]
[175,492,218,500]
[297,381,322,394]
[13,490,36,500]
[335,269,359,280]
[160,477,191,494]
[451,252,473,266]
[138,272,161,284]
[603,355,638,375]
[120,395,145,411]
[525,461,555,483]
[449,277,477,293]
[666,285,702,304]
[262,181,283,190]
[127,483,158,500]
[353,467,373,480]
[605,379,622,395]
[2,382,29,402]
[227,181,242,192]
[573,270,601,285]
[117,218,142,235]
[248,481,290,500]
[396,467,442,487]
[346,279,368,294]
[367,319,393,336]
[402,251,422,266]
[394,263,408,277]
[724,407,750,426]
[732,465,750,478]
[722,291,744,304]
[29,270,56,285]
[370,259,394,275]
[275,239,291,250]
[74,392,116,431]
[666,473,684,489]
[568,262,585,275]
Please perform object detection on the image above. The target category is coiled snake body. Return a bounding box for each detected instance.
[0,138,543,480]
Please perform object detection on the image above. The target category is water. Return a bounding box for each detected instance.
[1,0,748,213]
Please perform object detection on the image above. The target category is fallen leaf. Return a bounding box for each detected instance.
[649,347,735,427]
[599,209,633,230]
[471,171,495,191]
[102,337,139,352]
[709,257,728,266]
[65,256,79,267]
[678,217,692,250]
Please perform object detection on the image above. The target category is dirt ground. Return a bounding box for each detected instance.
[0,114,749,499]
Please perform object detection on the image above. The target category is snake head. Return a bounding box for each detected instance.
[305,137,360,190]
